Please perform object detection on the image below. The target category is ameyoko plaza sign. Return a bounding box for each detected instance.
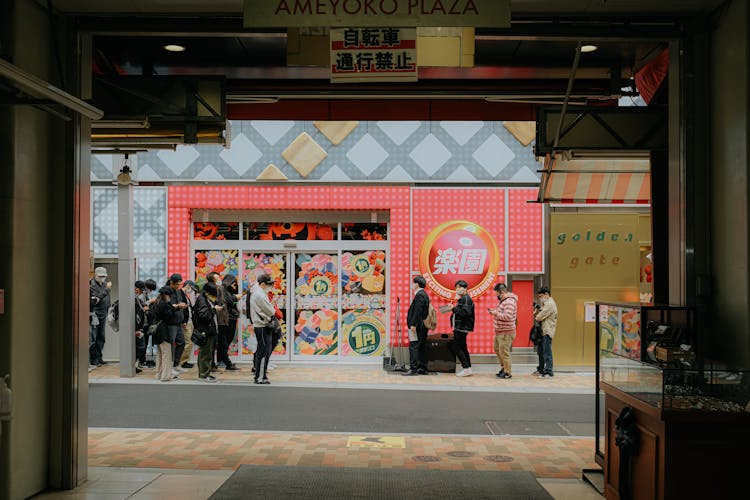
[418,220,500,299]
[244,0,510,28]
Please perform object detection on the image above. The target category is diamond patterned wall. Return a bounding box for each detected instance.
[91,186,168,282]
[91,120,541,183]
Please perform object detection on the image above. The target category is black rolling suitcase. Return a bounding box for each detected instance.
[426,333,456,373]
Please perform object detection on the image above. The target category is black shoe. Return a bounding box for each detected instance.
[260,379,270,385]
[181,362,194,369]
[225,365,240,371]
[496,369,506,377]
[135,367,143,374]
[417,369,429,375]
[402,370,419,376]
[98,360,108,365]
[254,379,262,384]
[497,372,512,379]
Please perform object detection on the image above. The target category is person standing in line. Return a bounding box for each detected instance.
[167,274,189,377]
[534,287,558,378]
[142,278,159,367]
[449,280,475,377]
[219,274,242,371]
[89,267,111,367]
[178,280,200,370]
[489,283,517,379]
[134,281,148,372]
[152,286,178,382]
[249,274,277,384]
[207,272,228,371]
[404,275,430,376]
[193,281,222,383]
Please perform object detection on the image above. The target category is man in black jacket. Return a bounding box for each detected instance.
[167,274,189,375]
[404,275,430,376]
[89,267,111,366]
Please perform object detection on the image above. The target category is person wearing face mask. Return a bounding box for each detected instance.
[533,287,557,378]
[193,281,222,383]
[249,273,277,384]
[404,275,430,376]
[488,282,517,379]
[219,274,242,371]
[178,280,200,370]
[89,267,112,367]
[449,280,475,377]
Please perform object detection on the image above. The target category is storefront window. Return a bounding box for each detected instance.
[341,251,387,357]
[193,222,239,240]
[293,253,339,356]
[194,250,239,287]
[341,223,387,240]
[242,253,288,356]
[243,222,337,240]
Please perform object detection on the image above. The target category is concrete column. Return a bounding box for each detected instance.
[117,156,136,377]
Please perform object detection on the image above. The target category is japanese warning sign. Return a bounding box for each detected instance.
[331,27,417,82]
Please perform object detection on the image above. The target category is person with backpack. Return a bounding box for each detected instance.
[449,280,475,377]
[404,275,430,376]
[134,281,148,372]
[488,282,517,379]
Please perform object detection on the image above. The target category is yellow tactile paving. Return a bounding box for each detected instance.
[89,429,597,479]
[89,363,595,391]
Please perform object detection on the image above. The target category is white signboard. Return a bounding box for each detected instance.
[331,27,417,83]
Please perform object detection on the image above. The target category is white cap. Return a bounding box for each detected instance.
[94,267,108,277]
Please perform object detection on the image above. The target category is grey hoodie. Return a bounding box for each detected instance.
[249,283,275,327]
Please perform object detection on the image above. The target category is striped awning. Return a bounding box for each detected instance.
[537,154,651,204]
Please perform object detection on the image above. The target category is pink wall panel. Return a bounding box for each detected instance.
[411,188,505,354]
[168,186,544,356]
[508,189,543,273]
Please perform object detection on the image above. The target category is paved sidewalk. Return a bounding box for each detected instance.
[89,363,596,394]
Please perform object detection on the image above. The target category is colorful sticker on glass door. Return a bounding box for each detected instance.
[194,250,239,287]
[342,309,386,356]
[242,252,287,356]
[341,251,386,356]
[294,253,338,355]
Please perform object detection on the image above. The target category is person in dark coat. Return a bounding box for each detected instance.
[404,275,430,376]
[218,274,241,371]
[449,279,475,377]
[152,287,178,382]
[89,267,111,367]
[134,281,148,372]
[166,274,189,376]
[193,282,222,382]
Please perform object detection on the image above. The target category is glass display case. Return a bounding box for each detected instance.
[595,302,750,464]
[600,351,750,412]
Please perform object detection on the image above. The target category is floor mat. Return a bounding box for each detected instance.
[209,465,553,499]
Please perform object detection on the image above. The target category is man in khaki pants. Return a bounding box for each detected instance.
[488,283,518,379]
[178,280,200,369]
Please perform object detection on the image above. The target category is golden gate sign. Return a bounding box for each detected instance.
[244,0,510,28]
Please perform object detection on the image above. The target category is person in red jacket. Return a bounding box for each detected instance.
[488,283,517,379]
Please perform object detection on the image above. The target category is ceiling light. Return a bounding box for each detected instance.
[580,45,598,53]
[163,44,186,52]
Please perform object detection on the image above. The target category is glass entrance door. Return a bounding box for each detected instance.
[242,252,289,360]
[291,253,339,359]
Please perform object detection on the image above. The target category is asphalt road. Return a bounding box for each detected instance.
[90,384,599,436]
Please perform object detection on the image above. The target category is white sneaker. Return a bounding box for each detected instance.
[456,368,473,377]
[176,366,188,373]
[171,369,181,377]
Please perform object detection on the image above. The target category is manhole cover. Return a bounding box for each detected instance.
[484,455,514,463]
[412,455,441,463]
[446,451,476,458]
